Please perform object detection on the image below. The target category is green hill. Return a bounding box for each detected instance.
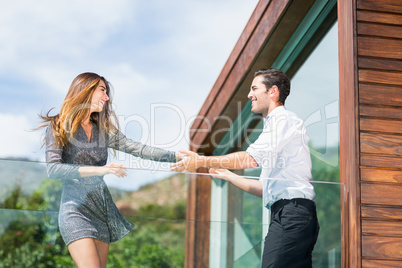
[114,172,187,217]
[0,158,47,201]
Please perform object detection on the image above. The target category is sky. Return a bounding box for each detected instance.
[0,0,259,190]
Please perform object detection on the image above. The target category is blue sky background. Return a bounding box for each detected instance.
[0,0,259,189]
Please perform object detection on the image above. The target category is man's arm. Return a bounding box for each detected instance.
[209,168,262,198]
[170,150,258,172]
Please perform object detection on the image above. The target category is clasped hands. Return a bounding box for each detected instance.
[171,150,200,172]
[171,150,236,181]
[102,150,237,181]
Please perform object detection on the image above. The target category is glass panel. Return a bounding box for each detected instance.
[313,181,342,267]
[0,158,343,267]
[289,21,341,267]
[235,168,263,264]
[287,22,339,174]
[0,158,187,267]
[207,176,343,268]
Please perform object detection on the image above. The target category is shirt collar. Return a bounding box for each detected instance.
[264,105,285,125]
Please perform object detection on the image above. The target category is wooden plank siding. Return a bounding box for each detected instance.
[362,259,402,268]
[357,0,402,266]
[362,204,402,220]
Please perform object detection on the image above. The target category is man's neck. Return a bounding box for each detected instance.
[264,103,282,118]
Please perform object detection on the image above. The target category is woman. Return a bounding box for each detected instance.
[39,72,180,267]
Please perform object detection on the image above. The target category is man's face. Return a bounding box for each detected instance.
[248,75,271,117]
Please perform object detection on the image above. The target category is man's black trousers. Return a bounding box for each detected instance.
[261,198,320,268]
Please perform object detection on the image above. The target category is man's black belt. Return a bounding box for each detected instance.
[271,198,315,215]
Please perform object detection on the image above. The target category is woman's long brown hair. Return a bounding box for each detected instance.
[38,72,119,147]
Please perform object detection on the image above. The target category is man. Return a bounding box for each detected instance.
[171,68,319,268]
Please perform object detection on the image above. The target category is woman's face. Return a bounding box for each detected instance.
[90,80,110,113]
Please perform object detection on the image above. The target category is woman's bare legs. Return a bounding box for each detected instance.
[68,238,109,268]
[94,239,109,267]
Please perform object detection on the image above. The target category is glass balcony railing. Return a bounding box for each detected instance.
[209,176,342,268]
[0,158,342,267]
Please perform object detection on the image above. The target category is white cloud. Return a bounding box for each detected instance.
[0,0,136,79]
[0,113,42,159]
[0,0,134,50]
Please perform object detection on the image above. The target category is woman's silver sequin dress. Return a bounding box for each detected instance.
[45,122,176,245]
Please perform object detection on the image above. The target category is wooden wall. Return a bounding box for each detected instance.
[357,0,402,267]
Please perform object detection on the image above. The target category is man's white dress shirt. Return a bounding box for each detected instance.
[246,106,315,208]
